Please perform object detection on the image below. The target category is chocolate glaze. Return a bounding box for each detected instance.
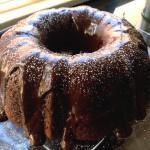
[0,6,150,150]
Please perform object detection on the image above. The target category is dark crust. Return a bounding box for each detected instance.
[5,67,22,125]
[122,19,150,119]
[0,106,7,122]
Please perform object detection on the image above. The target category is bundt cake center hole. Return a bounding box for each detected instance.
[41,31,103,55]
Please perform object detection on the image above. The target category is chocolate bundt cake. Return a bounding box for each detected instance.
[0,6,150,149]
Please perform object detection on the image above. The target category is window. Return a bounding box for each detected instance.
[0,0,40,13]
